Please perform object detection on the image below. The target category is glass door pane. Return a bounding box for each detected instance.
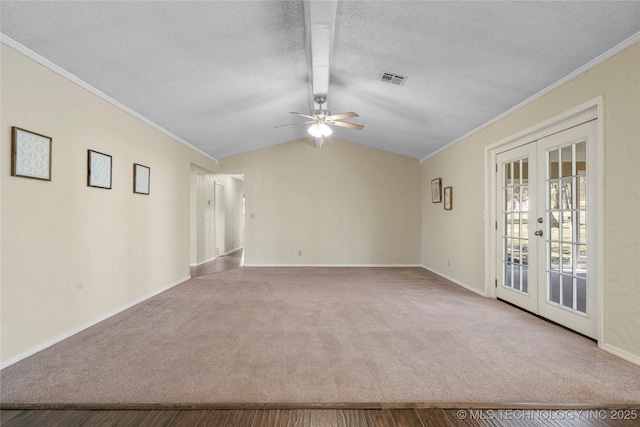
[496,137,539,319]
[546,142,587,314]
[496,142,537,314]
[502,158,530,294]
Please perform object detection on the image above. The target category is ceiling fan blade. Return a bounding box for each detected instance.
[289,112,317,120]
[325,112,359,121]
[274,121,315,128]
[327,121,364,130]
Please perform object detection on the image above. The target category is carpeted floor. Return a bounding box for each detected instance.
[2,267,640,406]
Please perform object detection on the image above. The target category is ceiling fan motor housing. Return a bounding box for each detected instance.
[312,109,330,120]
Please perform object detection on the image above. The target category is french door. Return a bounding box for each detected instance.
[496,120,598,339]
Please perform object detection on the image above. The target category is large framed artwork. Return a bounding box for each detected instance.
[133,163,150,195]
[431,178,442,203]
[87,150,112,189]
[11,127,52,181]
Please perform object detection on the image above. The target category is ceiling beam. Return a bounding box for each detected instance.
[303,0,338,147]
[304,0,338,110]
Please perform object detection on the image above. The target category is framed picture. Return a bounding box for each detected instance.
[133,163,150,195]
[444,186,453,210]
[431,178,442,203]
[11,127,52,181]
[87,150,112,189]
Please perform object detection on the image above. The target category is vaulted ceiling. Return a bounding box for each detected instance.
[2,1,640,160]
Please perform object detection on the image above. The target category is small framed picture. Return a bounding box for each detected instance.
[133,163,150,195]
[88,150,112,189]
[11,127,52,181]
[444,186,452,210]
[431,178,442,203]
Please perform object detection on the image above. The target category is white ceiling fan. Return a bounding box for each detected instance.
[275,95,364,140]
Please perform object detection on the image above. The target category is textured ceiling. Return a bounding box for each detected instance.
[1,1,640,160]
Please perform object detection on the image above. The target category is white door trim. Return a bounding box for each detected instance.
[484,96,604,342]
[214,181,225,257]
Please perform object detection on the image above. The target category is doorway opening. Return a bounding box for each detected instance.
[189,167,245,275]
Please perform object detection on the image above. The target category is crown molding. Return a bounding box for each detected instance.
[421,30,640,163]
[0,34,218,164]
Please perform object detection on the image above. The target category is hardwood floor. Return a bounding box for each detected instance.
[2,408,638,426]
[190,249,243,277]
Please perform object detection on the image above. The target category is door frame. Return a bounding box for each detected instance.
[484,96,604,341]
[214,181,225,257]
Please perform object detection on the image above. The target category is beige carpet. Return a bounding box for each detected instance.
[2,267,640,407]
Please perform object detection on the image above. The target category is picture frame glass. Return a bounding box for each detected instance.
[134,164,150,195]
[12,127,52,180]
[89,150,112,189]
[431,178,442,203]
[444,187,452,210]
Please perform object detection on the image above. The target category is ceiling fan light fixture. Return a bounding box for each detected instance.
[308,123,332,137]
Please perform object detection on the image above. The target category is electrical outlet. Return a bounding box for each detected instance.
[298,250,302,256]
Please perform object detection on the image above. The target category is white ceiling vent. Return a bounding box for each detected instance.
[380,72,407,86]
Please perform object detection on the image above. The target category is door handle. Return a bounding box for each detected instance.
[534,230,543,237]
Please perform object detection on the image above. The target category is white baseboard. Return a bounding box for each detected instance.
[421,266,487,297]
[0,275,190,370]
[599,343,640,367]
[243,264,423,268]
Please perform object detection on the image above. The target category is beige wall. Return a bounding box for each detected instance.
[0,44,216,363]
[422,42,640,359]
[216,139,421,265]
[189,167,197,264]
